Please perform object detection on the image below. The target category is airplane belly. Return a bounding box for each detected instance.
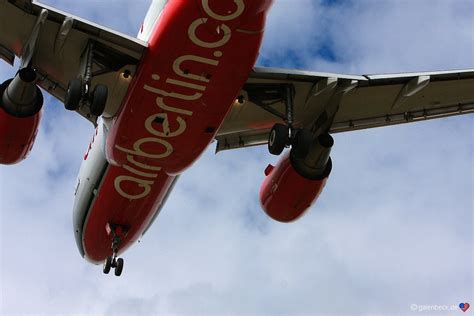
[77,0,274,264]
[81,165,176,263]
[71,124,176,263]
[106,0,271,175]
[71,125,108,257]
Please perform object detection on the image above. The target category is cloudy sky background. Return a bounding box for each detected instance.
[1,0,473,315]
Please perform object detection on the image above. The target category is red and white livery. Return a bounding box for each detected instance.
[1,0,473,276]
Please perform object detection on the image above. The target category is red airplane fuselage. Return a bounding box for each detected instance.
[80,0,273,263]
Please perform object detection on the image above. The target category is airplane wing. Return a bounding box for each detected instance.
[216,67,474,152]
[0,0,146,123]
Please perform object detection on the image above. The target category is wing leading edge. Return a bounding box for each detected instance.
[216,67,474,152]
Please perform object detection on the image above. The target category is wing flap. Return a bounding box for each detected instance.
[333,71,474,132]
[216,67,474,152]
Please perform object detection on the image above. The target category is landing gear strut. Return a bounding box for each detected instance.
[103,223,128,277]
[245,84,312,158]
[64,42,108,116]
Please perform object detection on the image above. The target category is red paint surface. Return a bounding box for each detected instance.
[83,166,176,262]
[0,107,42,164]
[82,0,273,263]
[259,152,329,223]
[106,0,272,175]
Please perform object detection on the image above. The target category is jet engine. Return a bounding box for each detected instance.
[259,133,333,222]
[0,68,43,164]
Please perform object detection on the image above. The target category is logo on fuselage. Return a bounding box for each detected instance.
[114,0,246,200]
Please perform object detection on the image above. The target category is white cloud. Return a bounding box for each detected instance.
[262,0,474,73]
[1,0,472,315]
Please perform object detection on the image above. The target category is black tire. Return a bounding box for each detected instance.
[64,79,83,111]
[292,129,313,159]
[90,84,108,116]
[103,256,112,274]
[114,258,124,277]
[268,123,289,155]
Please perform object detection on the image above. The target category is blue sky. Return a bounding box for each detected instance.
[0,0,473,315]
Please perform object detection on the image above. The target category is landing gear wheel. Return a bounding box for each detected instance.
[64,79,83,111]
[292,129,313,159]
[103,256,112,274]
[90,84,108,116]
[268,123,289,155]
[114,258,124,277]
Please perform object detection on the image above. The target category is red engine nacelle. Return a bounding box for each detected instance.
[0,107,42,164]
[0,68,44,164]
[259,133,333,222]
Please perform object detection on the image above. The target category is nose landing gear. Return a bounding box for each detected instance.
[103,223,128,277]
[103,255,124,277]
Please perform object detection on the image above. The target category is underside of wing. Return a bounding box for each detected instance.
[0,0,146,124]
[216,67,474,152]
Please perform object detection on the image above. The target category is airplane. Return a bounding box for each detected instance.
[1,0,473,277]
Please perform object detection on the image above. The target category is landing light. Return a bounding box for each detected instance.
[235,95,245,105]
[122,70,131,79]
